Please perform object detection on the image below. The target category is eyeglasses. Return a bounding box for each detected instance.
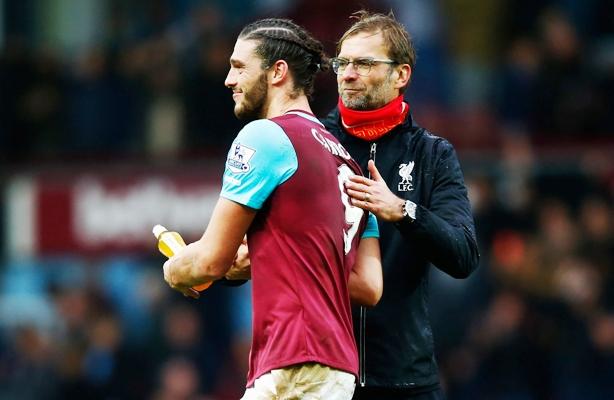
[331,57,397,76]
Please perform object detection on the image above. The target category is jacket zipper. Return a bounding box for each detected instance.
[369,142,377,166]
[359,142,377,387]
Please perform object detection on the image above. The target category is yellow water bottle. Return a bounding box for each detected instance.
[152,224,212,291]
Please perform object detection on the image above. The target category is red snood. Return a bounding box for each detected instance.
[338,95,409,141]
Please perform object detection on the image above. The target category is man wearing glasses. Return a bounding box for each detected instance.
[323,11,480,400]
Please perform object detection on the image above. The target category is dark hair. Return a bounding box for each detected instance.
[239,18,329,98]
[338,10,416,91]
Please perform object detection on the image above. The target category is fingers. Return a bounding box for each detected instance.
[350,196,371,211]
[346,187,368,202]
[183,288,200,299]
[163,260,201,299]
[347,161,382,184]
[348,174,373,186]
[345,180,371,193]
[174,284,201,299]
[367,160,383,182]
[163,260,172,286]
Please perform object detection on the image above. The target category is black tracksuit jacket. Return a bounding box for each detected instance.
[322,108,480,392]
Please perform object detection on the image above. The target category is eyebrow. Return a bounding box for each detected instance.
[229,58,245,67]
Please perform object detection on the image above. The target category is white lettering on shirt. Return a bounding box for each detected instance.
[311,129,351,160]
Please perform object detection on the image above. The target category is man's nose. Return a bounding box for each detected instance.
[341,64,359,80]
[225,70,236,87]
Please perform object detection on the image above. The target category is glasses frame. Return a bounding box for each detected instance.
[331,57,398,76]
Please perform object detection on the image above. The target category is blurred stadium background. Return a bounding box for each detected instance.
[0,0,612,399]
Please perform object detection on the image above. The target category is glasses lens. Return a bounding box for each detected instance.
[354,59,371,75]
[332,58,379,76]
[333,58,345,74]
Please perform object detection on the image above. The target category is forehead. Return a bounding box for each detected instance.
[339,31,388,58]
[230,38,260,64]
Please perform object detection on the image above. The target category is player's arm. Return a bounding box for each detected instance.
[349,212,382,306]
[164,119,296,296]
[164,198,256,297]
[349,237,382,306]
[225,237,251,280]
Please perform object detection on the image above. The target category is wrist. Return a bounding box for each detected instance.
[395,199,417,227]
[392,198,406,222]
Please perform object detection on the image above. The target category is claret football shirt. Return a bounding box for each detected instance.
[221,111,377,387]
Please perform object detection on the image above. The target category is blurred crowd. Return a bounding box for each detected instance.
[431,134,614,399]
[1,0,613,399]
[0,255,253,399]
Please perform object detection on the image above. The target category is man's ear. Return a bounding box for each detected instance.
[394,64,411,91]
[269,59,289,86]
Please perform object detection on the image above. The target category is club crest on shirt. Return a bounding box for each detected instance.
[227,143,256,173]
[398,161,415,191]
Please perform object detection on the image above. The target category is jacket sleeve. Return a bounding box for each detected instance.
[396,140,479,278]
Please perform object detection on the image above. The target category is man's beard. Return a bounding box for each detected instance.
[235,73,268,121]
[340,74,394,111]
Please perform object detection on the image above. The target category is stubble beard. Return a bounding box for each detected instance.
[234,72,268,121]
[340,73,395,111]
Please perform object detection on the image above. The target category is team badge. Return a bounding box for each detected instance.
[227,143,256,173]
[398,161,415,192]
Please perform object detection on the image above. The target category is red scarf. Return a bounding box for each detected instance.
[338,95,409,141]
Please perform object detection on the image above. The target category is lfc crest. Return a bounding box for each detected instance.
[398,162,414,191]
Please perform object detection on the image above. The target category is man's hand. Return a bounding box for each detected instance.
[163,258,200,299]
[225,239,251,280]
[345,160,405,222]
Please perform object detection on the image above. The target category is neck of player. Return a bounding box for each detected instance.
[265,91,312,119]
